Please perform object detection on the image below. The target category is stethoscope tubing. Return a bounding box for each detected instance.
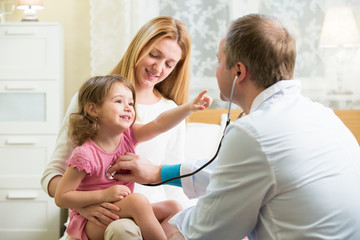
[142,119,230,186]
[142,75,243,186]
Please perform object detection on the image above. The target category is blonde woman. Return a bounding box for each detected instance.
[41,16,192,240]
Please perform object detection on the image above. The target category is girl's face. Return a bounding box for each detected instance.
[135,38,182,91]
[96,83,135,133]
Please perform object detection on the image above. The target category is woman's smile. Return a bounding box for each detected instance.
[145,69,160,80]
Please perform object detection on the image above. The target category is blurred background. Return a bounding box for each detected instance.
[1,0,360,110]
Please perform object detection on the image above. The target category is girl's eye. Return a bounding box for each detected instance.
[129,102,134,107]
[115,100,122,104]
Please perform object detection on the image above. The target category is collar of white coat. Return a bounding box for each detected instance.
[250,80,301,113]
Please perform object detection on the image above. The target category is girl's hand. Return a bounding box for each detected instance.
[77,202,120,229]
[103,185,131,202]
[192,90,212,111]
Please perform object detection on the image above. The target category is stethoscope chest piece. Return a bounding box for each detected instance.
[105,165,116,180]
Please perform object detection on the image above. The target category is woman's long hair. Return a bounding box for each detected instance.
[110,16,191,105]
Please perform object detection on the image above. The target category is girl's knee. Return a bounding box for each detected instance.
[127,193,150,205]
[124,193,152,211]
[114,193,153,219]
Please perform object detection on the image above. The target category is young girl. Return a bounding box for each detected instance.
[54,75,211,240]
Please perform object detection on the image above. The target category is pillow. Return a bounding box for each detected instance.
[185,114,227,161]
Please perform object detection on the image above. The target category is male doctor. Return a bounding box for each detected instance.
[109,14,360,239]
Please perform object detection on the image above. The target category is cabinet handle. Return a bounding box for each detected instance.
[5,84,36,90]
[7,191,38,199]
[6,137,38,145]
[5,30,36,36]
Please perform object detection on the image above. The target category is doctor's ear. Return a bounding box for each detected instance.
[235,62,247,79]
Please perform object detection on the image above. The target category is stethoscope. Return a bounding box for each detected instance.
[106,74,244,185]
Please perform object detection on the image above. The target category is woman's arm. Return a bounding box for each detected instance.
[41,93,79,197]
[55,166,131,209]
[133,90,212,143]
[48,175,62,197]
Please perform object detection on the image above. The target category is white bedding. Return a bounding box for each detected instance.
[185,113,227,161]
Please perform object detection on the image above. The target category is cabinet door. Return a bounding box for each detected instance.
[0,189,60,240]
[0,135,57,189]
[0,23,62,80]
[0,81,62,134]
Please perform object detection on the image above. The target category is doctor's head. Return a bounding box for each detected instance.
[111,16,191,106]
[216,14,296,108]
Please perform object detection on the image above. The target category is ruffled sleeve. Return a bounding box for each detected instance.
[129,125,137,146]
[66,146,93,174]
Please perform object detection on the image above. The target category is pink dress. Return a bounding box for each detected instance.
[65,127,136,240]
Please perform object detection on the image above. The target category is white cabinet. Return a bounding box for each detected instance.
[0,23,63,240]
[0,81,61,134]
[0,24,62,80]
[0,189,60,240]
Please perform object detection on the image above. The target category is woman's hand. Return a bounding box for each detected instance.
[77,185,131,228]
[107,153,161,184]
[77,202,121,229]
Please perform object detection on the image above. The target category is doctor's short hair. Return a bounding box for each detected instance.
[224,14,296,88]
[69,75,136,146]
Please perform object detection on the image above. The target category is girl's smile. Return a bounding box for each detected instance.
[96,83,135,133]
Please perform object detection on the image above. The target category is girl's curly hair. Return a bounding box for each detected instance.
[69,75,136,146]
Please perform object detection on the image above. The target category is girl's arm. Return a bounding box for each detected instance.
[133,90,212,143]
[55,166,130,209]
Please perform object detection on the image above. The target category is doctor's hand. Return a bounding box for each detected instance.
[108,152,162,184]
[77,202,120,229]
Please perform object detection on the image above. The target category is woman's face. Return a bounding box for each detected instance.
[135,38,182,91]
